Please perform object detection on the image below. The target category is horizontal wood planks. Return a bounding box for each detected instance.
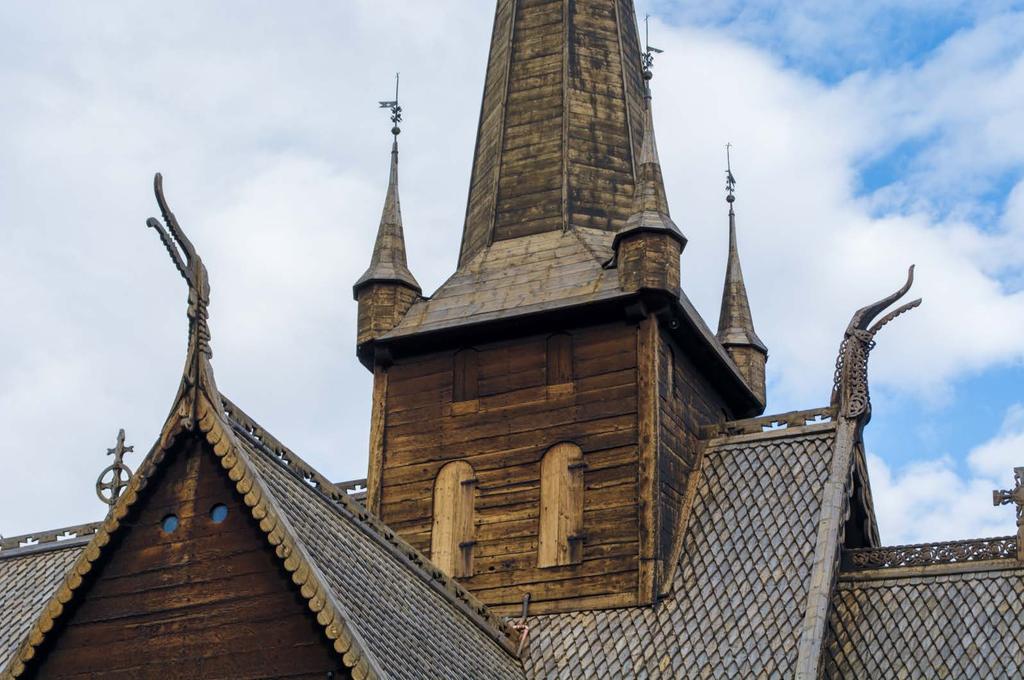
[25,436,344,680]
[379,322,640,614]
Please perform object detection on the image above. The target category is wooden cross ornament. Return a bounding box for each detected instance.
[95,428,134,506]
[993,467,1024,519]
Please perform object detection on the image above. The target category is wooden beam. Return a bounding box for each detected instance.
[365,365,389,514]
[636,314,660,602]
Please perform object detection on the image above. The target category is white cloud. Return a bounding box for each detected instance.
[869,404,1024,544]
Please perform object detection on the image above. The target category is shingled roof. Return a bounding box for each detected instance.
[523,419,840,677]
[824,564,1024,677]
[0,541,87,668]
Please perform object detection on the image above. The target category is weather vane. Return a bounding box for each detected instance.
[726,143,737,203]
[95,428,134,507]
[642,14,664,77]
[378,72,403,138]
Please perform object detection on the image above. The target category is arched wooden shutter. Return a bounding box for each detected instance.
[431,460,477,577]
[538,443,585,567]
[546,333,574,385]
[452,349,479,402]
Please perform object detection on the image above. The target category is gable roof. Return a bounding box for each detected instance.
[0,397,525,680]
[523,418,840,677]
[0,175,523,680]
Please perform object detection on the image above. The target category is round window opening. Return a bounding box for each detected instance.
[161,514,179,533]
[210,504,229,524]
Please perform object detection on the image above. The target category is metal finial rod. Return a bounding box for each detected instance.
[378,72,403,138]
[725,143,737,203]
[642,14,664,79]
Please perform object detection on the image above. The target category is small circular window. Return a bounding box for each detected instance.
[161,514,179,533]
[210,504,229,524]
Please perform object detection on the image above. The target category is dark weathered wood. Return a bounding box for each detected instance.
[25,435,343,679]
[453,348,480,402]
[636,314,659,601]
[366,364,388,513]
[459,0,646,266]
[546,333,574,385]
[380,322,640,613]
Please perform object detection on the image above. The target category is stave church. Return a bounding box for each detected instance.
[3,1,1023,678]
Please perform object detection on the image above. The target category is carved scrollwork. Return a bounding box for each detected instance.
[843,536,1017,570]
[831,266,922,422]
[147,173,212,363]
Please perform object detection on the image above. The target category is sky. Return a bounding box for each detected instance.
[1,1,1022,545]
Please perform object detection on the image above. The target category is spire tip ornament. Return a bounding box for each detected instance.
[378,72,403,138]
[642,14,664,81]
[726,143,737,206]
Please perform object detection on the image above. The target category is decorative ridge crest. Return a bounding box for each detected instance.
[0,522,102,556]
[831,266,922,421]
[842,535,1018,571]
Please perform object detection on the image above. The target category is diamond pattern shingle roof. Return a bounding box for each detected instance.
[523,425,837,678]
[0,544,85,666]
[824,567,1024,678]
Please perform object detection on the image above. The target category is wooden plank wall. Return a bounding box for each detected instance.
[379,322,640,615]
[656,331,732,569]
[25,437,344,680]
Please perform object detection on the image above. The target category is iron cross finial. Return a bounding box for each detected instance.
[725,143,737,203]
[642,15,664,79]
[96,428,134,507]
[378,72,403,138]
[993,467,1024,523]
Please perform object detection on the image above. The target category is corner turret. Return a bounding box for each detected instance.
[716,153,767,403]
[353,104,420,350]
[613,64,686,294]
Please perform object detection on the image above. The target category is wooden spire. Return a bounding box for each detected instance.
[716,171,768,403]
[716,199,765,353]
[353,139,420,297]
[458,0,649,267]
[613,73,686,250]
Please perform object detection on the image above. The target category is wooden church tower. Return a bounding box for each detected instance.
[355,0,767,616]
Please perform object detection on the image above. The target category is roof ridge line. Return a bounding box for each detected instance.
[0,521,102,555]
[221,396,521,656]
[703,406,837,440]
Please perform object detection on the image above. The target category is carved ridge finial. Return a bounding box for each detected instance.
[146,173,212,361]
[831,266,922,421]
